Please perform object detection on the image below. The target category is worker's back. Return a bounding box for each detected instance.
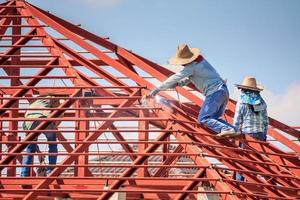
[24,97,59,129]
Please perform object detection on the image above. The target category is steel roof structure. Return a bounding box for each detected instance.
[0,0,299,199]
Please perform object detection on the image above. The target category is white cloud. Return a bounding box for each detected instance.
[231,83,300,126]
[263,83,300,126]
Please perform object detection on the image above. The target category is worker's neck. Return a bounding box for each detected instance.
[194,55,204,63]
[184,55,204,67]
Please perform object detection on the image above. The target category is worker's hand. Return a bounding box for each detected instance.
[141,94,148,102]
[36,146,45,164]
[144,94,153,99]
[38,154,45,164]
[148,88,160,98]
[141,94,157,108]
[141,94,150,107]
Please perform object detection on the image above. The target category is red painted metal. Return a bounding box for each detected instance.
[0,0,299,199]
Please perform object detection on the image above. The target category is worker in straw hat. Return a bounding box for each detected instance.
[218,76,269,139]
[218,76,268,181]
[147,43,238,135]
[21,94,60,177]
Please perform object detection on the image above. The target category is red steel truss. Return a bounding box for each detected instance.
[0,0,299,199]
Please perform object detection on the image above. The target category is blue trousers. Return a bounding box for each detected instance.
[20,121,57,177]
[235,132,267,181]
[198,85,236,133]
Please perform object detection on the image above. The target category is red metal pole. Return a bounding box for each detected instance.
[138,109,149,177]
[6,3,21,176]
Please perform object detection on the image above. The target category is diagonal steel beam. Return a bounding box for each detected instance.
[109,124,144,193]
[56,131,74,153]
[153,144,184,177]
[109,125,137,161]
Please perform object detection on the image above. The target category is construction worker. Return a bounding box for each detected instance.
[147,44,238,135]
[219,76,268,139]
[222,76,269,180]
[20,95,60,177]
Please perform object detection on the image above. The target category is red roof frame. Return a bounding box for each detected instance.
[0,0,299,199]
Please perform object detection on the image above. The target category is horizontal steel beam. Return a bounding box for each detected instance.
[0,15,31,17]
[0,25,47,27]
[0,86,145,89]
[0,75,77,79]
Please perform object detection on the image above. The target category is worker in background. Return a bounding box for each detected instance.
[20,95,60,177]
[146,43,238,136]
[219,76,268,139]
[221,76,269,180]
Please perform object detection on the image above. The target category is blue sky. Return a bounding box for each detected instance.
[27,0,300,95]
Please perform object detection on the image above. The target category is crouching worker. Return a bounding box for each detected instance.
[223,76,269,181]
[147,44,238,135]
[221,76,268,139]
[20,95,60,177]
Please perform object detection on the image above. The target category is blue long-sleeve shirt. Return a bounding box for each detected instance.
[152,59,224,96]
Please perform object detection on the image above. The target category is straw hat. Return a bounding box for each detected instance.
[235,76,263,91]
[169,44,200,65]
[42,94,60,108]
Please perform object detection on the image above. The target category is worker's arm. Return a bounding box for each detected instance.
[149,65,194,97]
[36,145,45,164]
[262,108,269,133]
[233,102,244,131]
[178,78,192,87]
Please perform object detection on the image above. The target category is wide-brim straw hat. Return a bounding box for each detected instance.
[39,93,60,107]
[235,76,263,91]
[169,44,200,65]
